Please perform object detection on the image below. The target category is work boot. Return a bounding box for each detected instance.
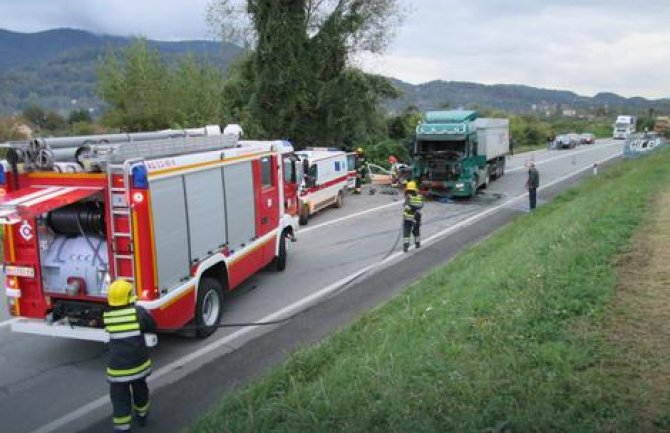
[415,241,421,249]
[403,243,409,253]
[135,412,149,428]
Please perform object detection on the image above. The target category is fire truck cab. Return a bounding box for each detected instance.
[1,129,300,342]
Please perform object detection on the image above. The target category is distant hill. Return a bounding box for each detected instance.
[0,28,243,115]
[389,80,670,115]
[0,28,668,117]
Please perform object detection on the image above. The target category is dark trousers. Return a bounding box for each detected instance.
[529,188,537,210]
[110,378,150,430]
[403,213,421,250]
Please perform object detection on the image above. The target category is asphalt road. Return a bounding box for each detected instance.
[0,140,623,433]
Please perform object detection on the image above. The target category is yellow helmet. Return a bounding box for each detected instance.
[357,147,364,154]
[108,279,134,307]
[406,180,417,192]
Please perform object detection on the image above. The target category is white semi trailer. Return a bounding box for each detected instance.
[613,115,637,139]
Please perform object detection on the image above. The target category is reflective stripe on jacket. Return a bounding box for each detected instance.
[404,193,423,222]
[403,205,416,222]
[408,194,423,210]
[103,305,156,382]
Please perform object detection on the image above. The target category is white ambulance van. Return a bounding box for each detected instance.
[296,148,349,225]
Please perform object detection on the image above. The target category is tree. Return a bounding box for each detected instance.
[208,0,402,53]
[69,108,93,124]
[22,104,46,128]
[97,39,171,131]
[0,117,28,142]
[206,0,404,148]
[168,56,225,128]
[42,111,67,131]
[97,39,227,131]
[388,105,422,141]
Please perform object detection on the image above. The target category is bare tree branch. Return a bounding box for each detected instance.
[206,0,255,48]
[207,0,406,55]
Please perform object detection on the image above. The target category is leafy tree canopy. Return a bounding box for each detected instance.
[207,0,404,149]
[97,39,226,132]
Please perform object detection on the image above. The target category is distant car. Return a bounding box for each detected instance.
[567,133,581,145]
[579,133,596,144]
[554,134,578,149]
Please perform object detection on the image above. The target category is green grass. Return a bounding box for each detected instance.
[188,149,670,433]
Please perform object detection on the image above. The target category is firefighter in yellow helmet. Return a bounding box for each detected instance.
[403,180,423,252]
[354,147,367,194]
[104,279,156,432]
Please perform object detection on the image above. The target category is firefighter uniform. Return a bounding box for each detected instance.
[354,148,366,194]
[104,280,156,432]
[403,181,423,252]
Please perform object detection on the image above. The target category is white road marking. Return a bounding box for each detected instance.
[28,269,373,433]
[303,141,621,235]
[0,318,18,328]
[506,141,620,173]
[300,201,402,235]
[28,151,622,433]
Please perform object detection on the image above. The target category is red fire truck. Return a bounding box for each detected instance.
[1,127,300,341]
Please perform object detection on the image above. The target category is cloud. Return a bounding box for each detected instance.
[369,0,670,98]
[0,0,213,40]
[0,0,668,97]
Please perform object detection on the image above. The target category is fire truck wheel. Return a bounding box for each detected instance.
[195,278,223,338]
[334,190,344,208]
[275,230,288,271]
[299,204,309,225]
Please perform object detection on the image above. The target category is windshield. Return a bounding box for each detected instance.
[417,140,466,157]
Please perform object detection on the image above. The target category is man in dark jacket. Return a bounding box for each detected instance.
[526,161,540,210]
[104,279,157,432]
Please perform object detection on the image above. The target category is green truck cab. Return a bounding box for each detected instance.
[412,110,509,198]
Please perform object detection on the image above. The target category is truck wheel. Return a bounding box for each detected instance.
[483,172,490,189]
[195,278,223,338]
[500,158,506,176]
[274,230,288,271]
[299,204,309,225]
[334,190,344,208]
[470,178,477,198]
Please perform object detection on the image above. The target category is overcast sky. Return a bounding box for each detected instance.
[0,0,668,99]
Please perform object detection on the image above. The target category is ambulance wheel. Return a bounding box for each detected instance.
[195,278,223,338]
[299,205,309,225]
[334,190,344,208]
[275,230,288,271]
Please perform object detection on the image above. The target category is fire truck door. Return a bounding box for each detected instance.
[282,154,299,217]
[256,156,280,239]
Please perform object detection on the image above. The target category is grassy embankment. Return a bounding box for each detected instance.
[189,148,670,433]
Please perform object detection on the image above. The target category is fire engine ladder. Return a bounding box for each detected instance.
[107,159,143,284]
[86,134,240,167]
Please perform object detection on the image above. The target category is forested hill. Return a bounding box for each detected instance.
[0,28,667,116]
[0,28,243,115]
[390,79,670,115]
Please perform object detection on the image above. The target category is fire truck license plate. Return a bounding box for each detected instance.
[4,265,35,278]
